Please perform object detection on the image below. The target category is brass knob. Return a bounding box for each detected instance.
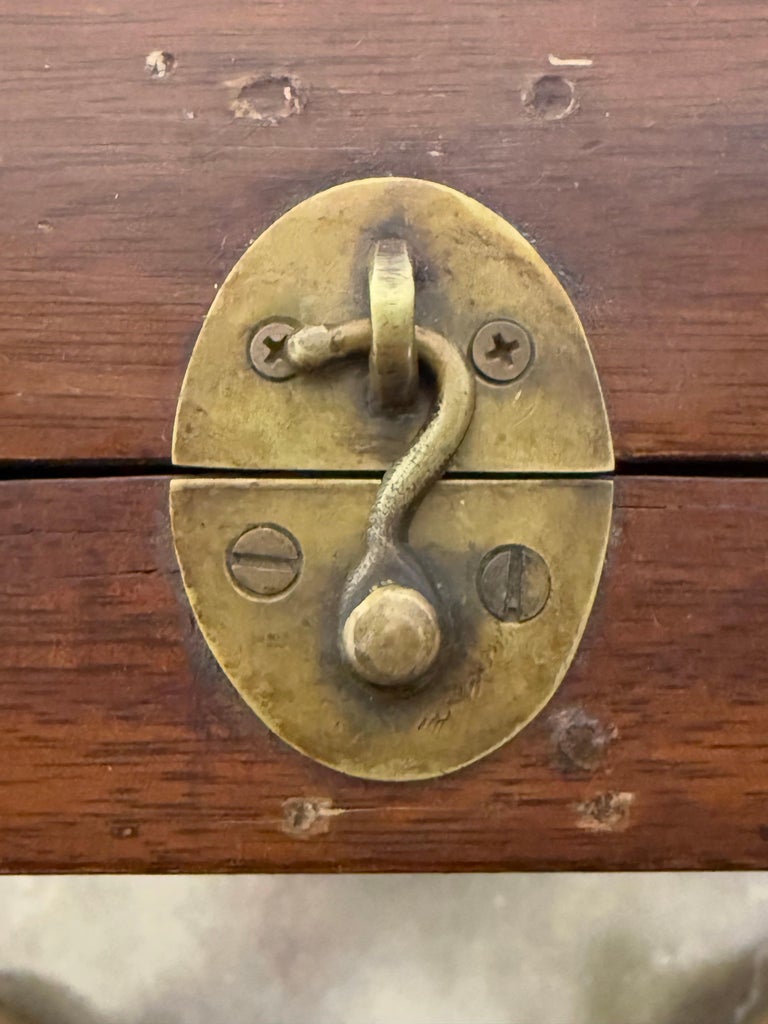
[341,584,442,687]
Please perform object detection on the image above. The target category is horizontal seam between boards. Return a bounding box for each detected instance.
[1,458,768,482]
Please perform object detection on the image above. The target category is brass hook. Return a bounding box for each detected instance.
[285,247,476,689]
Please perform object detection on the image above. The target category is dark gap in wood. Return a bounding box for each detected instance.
[0,457,767,482]
[618,456,768,478]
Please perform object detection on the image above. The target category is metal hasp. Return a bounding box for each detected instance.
[171,177,614,781]
[284,311,475,687]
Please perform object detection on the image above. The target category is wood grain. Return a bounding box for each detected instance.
[1,1,767,462]
[1,474,767,872]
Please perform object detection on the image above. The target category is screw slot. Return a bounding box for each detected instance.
[477,544,550,622]
[469,319,534,384]
[227,523,303,598]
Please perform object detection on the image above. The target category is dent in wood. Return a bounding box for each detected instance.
[226,74,306,124]
[281,798,344,839]
[576,792,635,832]
[145,50,176,79]
[551,706,617,774]
[523,75,577,120]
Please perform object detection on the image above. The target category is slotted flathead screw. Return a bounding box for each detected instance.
[227,524,302,597]
[477,544,550,622]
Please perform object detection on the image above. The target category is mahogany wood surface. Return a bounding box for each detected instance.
[1,475,766,872]
[1,0,767,463]
[1,0,767,872]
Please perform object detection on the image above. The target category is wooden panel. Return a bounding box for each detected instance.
[1,1,767,462]
[1,474,767,871]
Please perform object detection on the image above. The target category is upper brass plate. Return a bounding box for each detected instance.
[173,177,612,475]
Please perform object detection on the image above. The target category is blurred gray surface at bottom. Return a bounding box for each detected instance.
[1,875,768,1024]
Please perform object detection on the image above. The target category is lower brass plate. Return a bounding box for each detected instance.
[171,478,613,781]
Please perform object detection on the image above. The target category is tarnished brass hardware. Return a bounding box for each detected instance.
[173,177,612,474]
[470,319,534,385]
[477,544,551,623]
[248,321,298,381]
[368,239,418,410]
[171,176,614,781]
[171,478,613,780]
[227,524,302,598]
[282,313,475,689]
[342,584,442,688]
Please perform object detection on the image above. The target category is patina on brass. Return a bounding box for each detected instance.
[342,583,442,687]
[273,239,476,693]
[171,478,613,780]
[470,319,535,384]
[284,314,475,688]
[368,238,418,410]
[173,177,612,474]
[171,176,614,781]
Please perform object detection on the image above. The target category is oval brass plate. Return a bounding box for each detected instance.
[173,177,612,474]
[172,177,613,781]
[171,478,613,781]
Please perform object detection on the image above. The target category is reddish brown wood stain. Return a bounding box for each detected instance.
[0,1,767,461]
[0,1,766,870]
[1,477,767,871]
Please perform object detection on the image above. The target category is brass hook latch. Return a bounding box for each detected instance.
[284,240,476,688]
[171,176,614,781]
